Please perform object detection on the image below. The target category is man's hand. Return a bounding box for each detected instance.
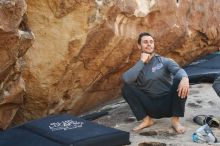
[140,52,151,63]
[177,77,189,98]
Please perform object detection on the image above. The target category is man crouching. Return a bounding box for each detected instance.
[122,32,189,134]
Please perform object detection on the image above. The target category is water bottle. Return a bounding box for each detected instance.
[192,124,217,143]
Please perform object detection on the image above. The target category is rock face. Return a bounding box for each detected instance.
[0,0,220,127]
[0,0,34,129]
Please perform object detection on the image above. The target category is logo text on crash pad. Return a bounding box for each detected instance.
[49,120,84,131]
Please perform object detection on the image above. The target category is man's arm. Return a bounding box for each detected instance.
[213,76,220,97]
[122,53,151,84]
[122,60,144,84]
[165,58,189,98]
[165,58,188,79]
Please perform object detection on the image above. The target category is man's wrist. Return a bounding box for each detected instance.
[140,59,145,63]
[182,76,189,80]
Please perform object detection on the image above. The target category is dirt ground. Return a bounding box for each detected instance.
[85,83,220,146]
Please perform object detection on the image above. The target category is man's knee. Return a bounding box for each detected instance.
[171,78,188,100]
[122,83,138,99]
[173,76,181,84]
[122,83,132,96]
[171,77,182,90]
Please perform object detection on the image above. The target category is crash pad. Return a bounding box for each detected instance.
[0,114,130,146]
[184,52,220,83]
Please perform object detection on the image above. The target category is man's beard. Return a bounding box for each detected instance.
[142,47,154,54]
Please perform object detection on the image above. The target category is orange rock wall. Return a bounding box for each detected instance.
[0,0,34,129]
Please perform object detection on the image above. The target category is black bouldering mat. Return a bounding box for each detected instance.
[0,114,130,146]
[184,52,220,83]
[0,127,61,146]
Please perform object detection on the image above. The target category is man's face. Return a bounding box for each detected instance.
[139,35,155,54]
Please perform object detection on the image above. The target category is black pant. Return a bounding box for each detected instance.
[122,79,187,121]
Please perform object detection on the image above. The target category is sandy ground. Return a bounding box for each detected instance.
[85,83,220,146]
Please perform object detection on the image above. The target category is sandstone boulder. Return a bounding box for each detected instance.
[0,0,34,129]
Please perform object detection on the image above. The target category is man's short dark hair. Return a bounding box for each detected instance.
[138,32,152,44]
